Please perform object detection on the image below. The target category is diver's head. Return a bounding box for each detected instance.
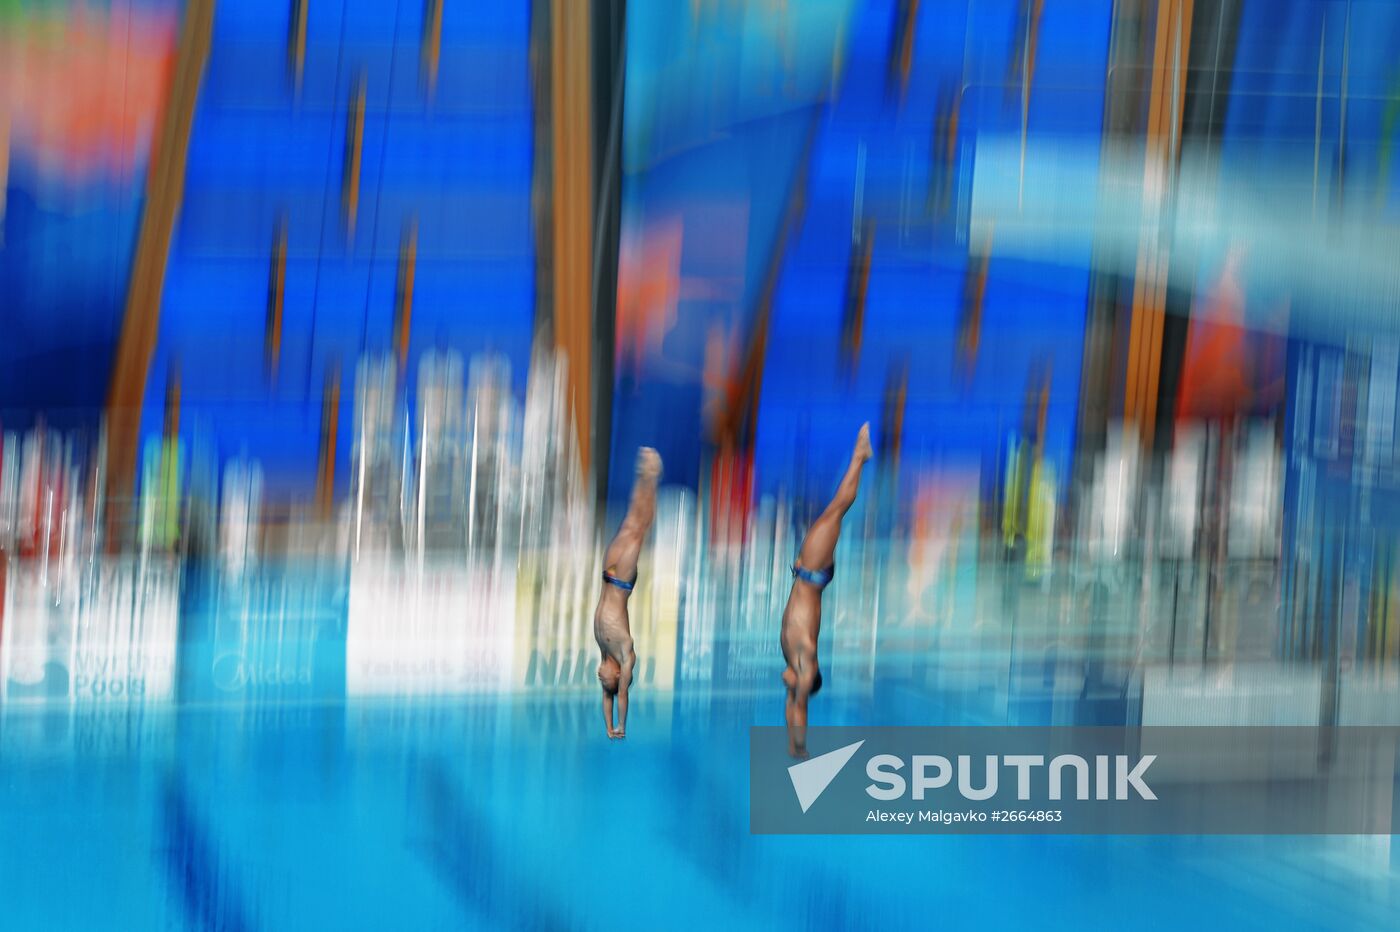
[598,656,621,696]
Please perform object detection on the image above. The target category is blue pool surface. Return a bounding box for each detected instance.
[1,679,1396,931]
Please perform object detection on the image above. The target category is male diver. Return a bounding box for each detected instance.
[781,423,873,758]
[595,447,662,739]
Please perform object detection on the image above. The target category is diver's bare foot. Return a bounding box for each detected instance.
[637,447,662,480]
[789,745,810,761]
[854,423,873,463]
[612,729,626,740]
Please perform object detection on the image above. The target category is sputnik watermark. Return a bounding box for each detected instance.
[786,742,1155,816]
[788,740,865,813]
[865,753,1156,801]
[752,726,1400,834]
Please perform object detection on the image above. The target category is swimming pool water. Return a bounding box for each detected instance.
[1,678,1395,931]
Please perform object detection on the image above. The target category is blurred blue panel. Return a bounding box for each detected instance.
[440,0,531,44]
[825,0,898,126]
[298,42,403,114]
[367,188,534,261]
[743,0,1103,500]
[177,188,335,258]
[203,41,297,110]
[410,258,536,338]
[144,1,535,489]
[212,0,292,43]
[341,0,416,42]
[962,0,1021,89]
[184,111,342,188]
[1029,0,1113,89]
[375,114,533,188]
[605,101,818,502]
[435,46,533,115]
[305,0,347,44]
[400,258,536,428]
[898,0,971,116]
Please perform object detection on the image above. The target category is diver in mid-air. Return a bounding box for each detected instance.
[594,447,662,739]
[780,423,872,758]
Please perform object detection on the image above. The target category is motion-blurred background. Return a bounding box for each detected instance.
[3,1,1400,928]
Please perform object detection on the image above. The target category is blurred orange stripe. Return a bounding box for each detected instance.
[266,217,287,380]
[343,73,365,239]
[422,0,443,100]
[395,218,418,370]
[549,0,594,474]
[289,0,307,94]
[105,0,214,549]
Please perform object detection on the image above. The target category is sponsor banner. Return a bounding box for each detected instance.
[179,563,348,704]
[1,564,79,703]
[751,726,1400,834]
[1,558,178,705]
[73,560,179,705]
[347,561,516,695]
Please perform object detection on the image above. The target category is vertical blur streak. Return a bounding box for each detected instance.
[715,110,823,451]
[548,0,596,480]
[589,0,627,505]
[708,113,822,555]
[318,365,341,523]
[0,105,8,233]
[1007,0,1046,101]
[928,80,960,218]
[1335,0,1351,201]
[957,246,989,382]
[880,360,908,476]
[265,217,287,381]
[1013,0,1044,202]
[422,0,444,100]
[1071,0,1151,513]
[886,0,922,103]
[105,0,214,552]
[288,0,308,95]
[1124,0,1193,449]
[342,72,366,239]
[395,218,418,371]
[840,220,874,377]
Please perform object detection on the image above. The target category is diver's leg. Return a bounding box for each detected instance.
[602,448,662,579]
[796,424,872,571]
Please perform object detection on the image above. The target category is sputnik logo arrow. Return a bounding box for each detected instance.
[787,740,865,813]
